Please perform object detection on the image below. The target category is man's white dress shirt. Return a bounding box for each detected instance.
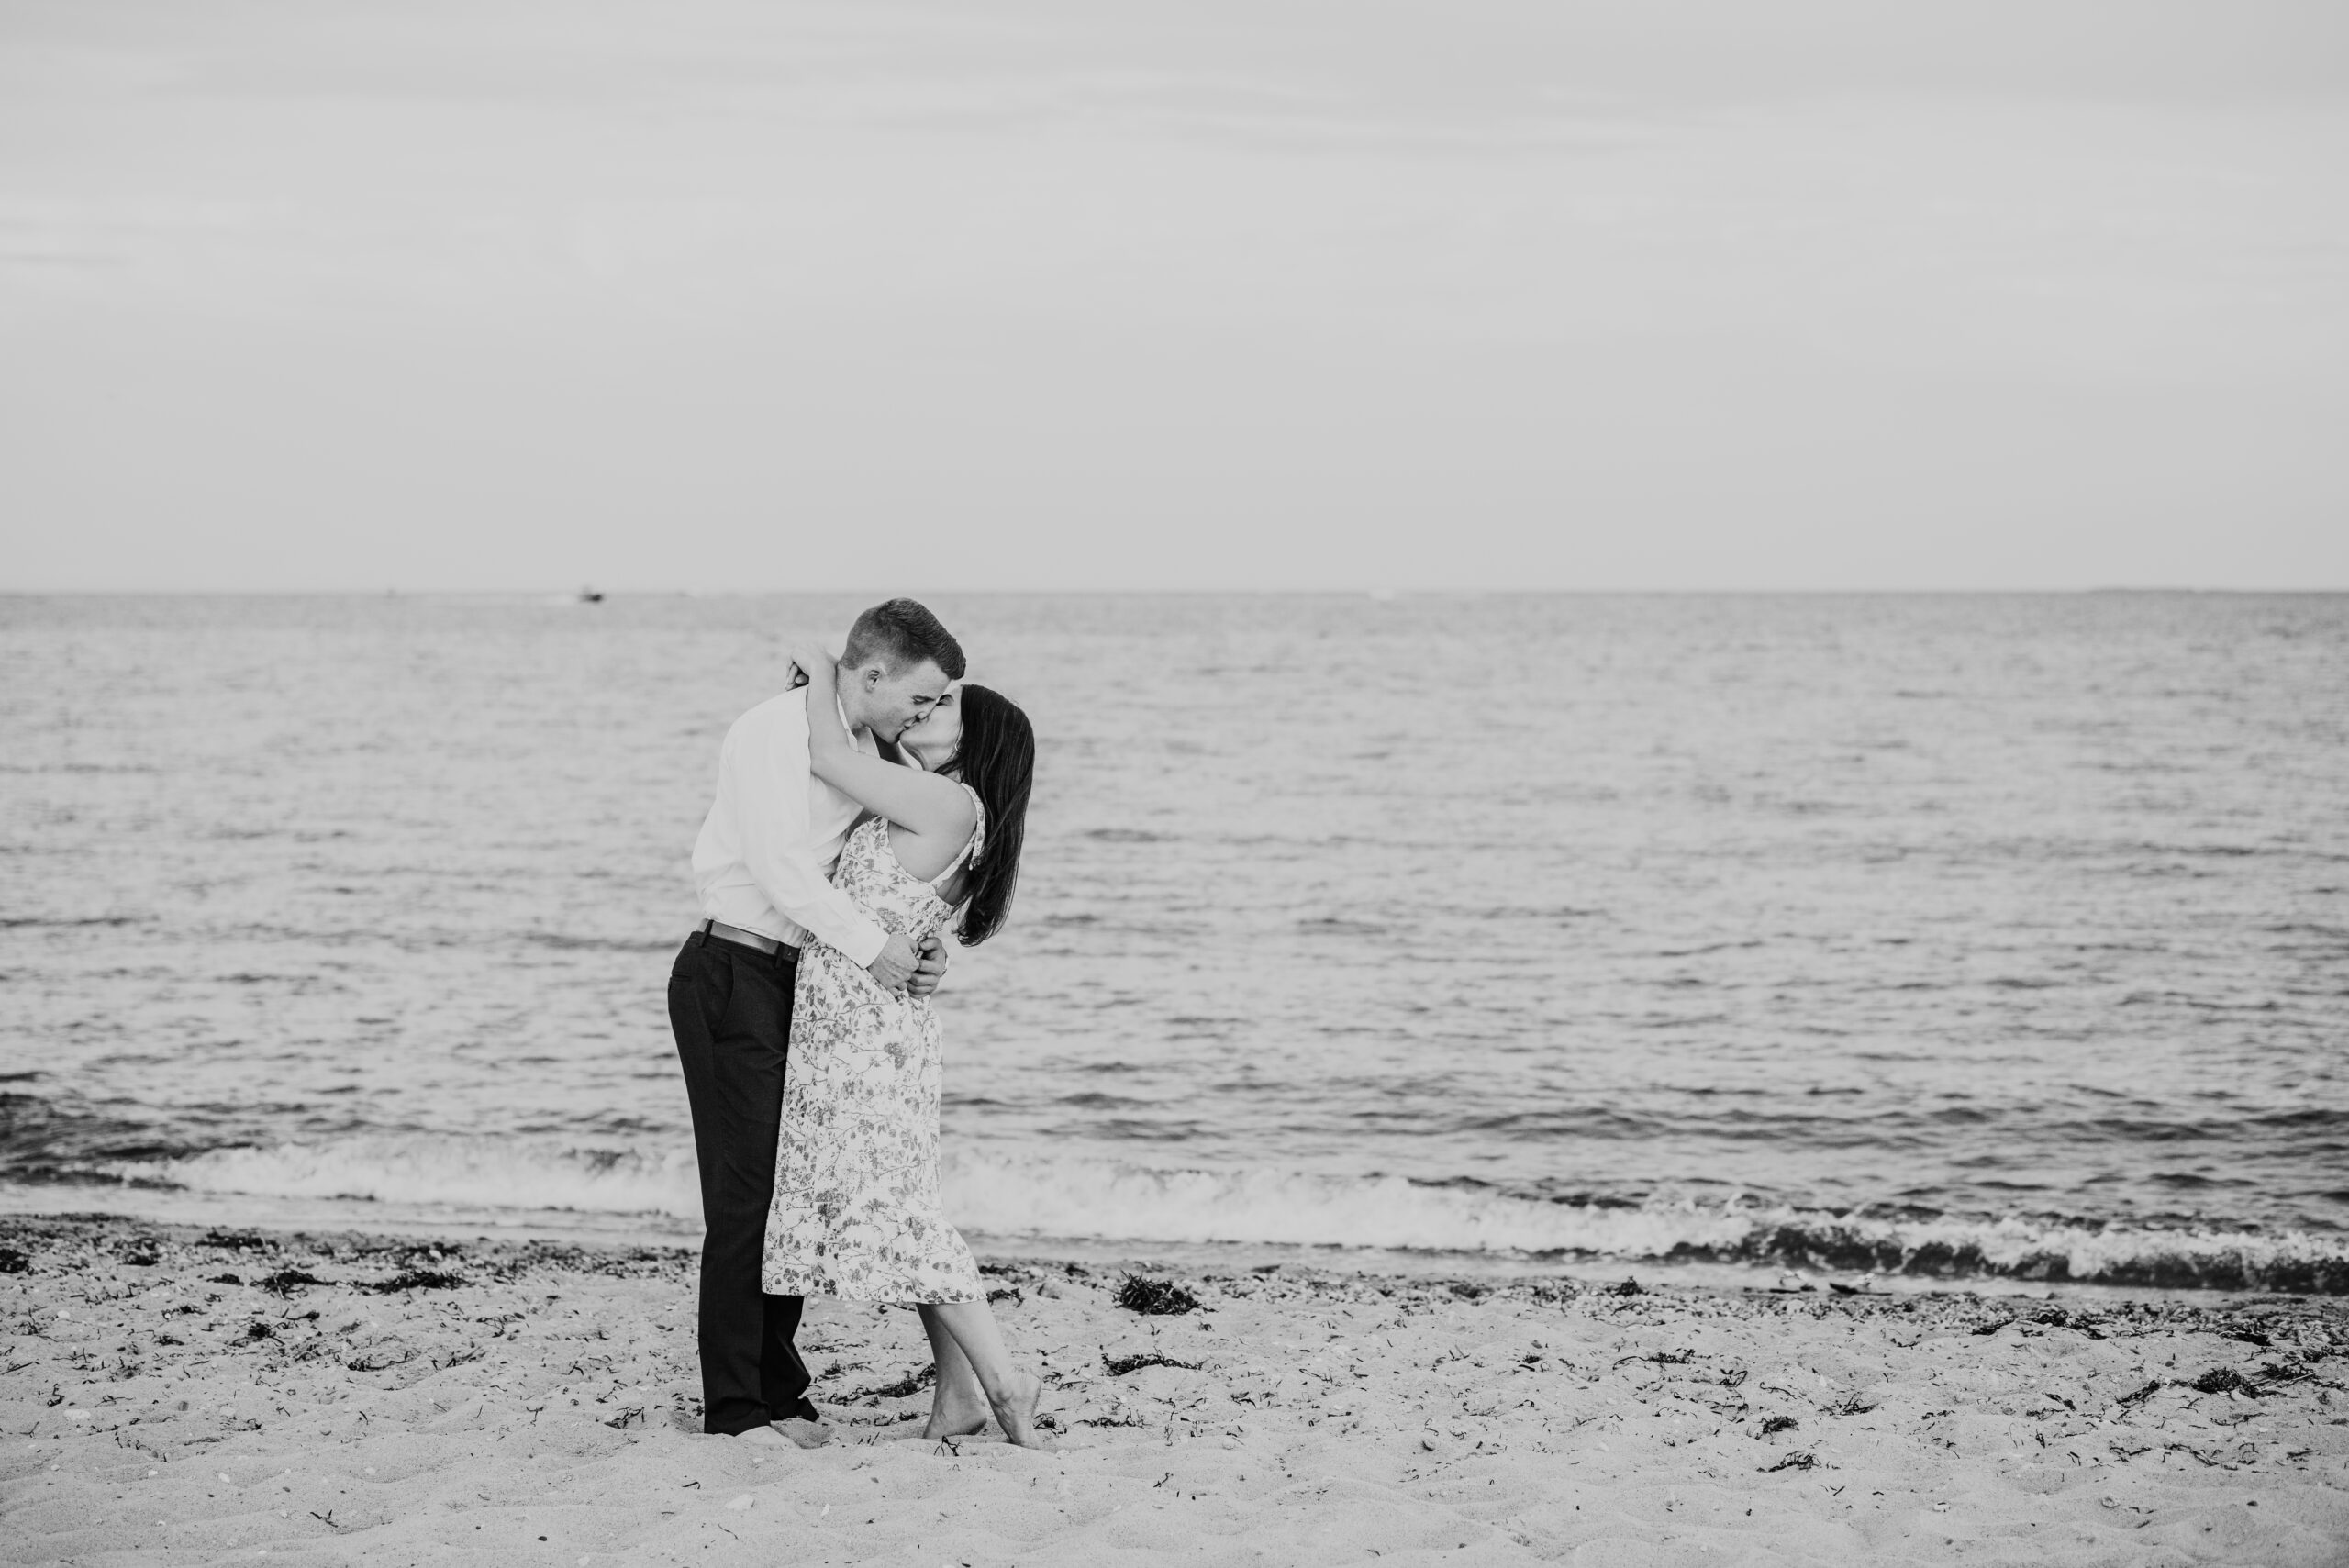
[692,688,889,966]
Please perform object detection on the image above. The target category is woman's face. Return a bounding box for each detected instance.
[901,684,963,773]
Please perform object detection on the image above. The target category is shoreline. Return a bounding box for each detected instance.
[5,1182,2338,1309]
[4,1214,2345,1564]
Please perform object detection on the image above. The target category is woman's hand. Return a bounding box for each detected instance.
[785,641,837,692]
[796,640,853,762]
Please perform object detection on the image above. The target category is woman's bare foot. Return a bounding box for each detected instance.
[987,1370,1047,1449]
[922,1385,989,1440]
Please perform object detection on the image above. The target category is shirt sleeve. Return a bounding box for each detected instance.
[729,706,891,967]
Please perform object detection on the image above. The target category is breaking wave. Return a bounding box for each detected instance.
[73,1136,2349,1295]
[108,1135,703,1218]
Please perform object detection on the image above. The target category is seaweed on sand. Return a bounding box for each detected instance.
[258,1269,328,1296]
[1104,1352,1200,1376]
[1115,1274,1200,1316]
[365,1269,465,1293]
[863,1363,939,1400]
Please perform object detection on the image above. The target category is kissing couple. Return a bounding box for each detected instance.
[665,598,1046,1449]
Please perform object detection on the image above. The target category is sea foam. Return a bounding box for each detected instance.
[126,1136,702,1218]
[109,1136,2349,1294]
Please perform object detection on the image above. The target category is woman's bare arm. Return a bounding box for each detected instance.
[792,645,975,843]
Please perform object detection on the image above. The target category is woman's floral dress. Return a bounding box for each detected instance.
[762,788,985,1304]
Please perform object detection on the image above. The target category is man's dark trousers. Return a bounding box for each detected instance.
[668,929,819,1435]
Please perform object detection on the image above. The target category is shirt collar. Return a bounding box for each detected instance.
[835,694,879,755]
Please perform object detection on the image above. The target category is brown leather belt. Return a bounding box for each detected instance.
[698,918,795,958]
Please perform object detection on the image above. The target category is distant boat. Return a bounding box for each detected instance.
[578,588,605,604]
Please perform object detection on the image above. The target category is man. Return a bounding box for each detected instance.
[668,597,963,1445]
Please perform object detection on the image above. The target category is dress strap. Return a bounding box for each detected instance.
[931,784,987,887]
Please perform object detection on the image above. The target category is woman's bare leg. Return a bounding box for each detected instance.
[917,1306,989,1439]
[923,1300,1044,1448]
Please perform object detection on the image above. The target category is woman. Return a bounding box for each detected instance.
[761,645,1045,1447]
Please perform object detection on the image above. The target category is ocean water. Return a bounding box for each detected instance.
[3,593,2345,1293]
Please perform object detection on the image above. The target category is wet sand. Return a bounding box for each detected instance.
[3,1215,2344,1565]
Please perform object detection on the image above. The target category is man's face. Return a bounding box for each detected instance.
[857,658,952,743]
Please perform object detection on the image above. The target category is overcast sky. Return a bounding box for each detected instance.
[3,0,2344,591]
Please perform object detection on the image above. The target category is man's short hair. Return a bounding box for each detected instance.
[842,598,966,681]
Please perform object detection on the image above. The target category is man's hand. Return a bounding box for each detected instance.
[906,933,952,1000]
[866,932,919,992]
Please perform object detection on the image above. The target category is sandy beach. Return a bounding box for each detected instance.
[3,1217,2344,1565]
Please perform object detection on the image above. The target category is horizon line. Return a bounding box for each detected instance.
[5,585,2346,599]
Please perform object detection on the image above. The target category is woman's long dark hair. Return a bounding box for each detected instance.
[942,684,1032,945]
